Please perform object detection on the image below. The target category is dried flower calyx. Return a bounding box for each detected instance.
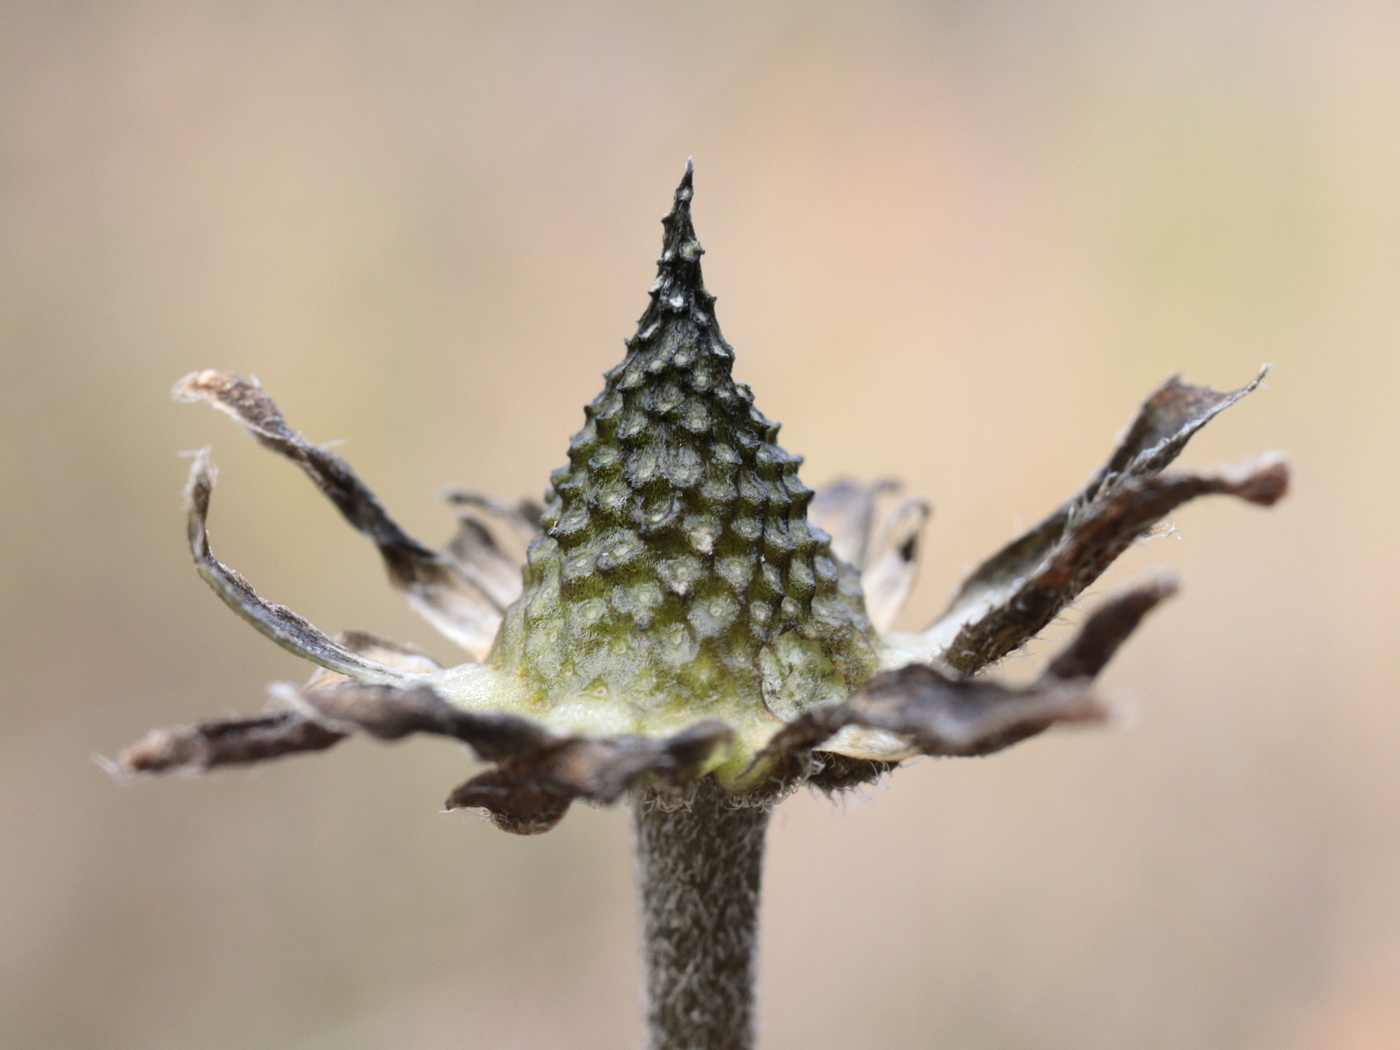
[113,163,1287,833]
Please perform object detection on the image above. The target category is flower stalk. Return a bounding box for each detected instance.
[633,784,770,1050]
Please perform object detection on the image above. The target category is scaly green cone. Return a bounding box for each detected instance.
[492,163,880,773]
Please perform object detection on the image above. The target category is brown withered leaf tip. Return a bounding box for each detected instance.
[110,167,1287,834]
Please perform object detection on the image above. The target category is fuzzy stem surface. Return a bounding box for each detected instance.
[632,780,771,1050]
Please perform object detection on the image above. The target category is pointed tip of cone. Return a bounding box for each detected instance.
[642,161,708,318]
[666,160,696,222]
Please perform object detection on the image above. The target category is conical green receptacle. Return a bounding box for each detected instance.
[491,164,880,780]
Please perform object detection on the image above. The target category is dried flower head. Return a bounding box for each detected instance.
[114,163,1287,837]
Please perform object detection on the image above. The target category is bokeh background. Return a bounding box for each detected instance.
[2,2,1396,1047]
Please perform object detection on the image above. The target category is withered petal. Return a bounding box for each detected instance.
[112,677,550,778]
[445,768,574,835]
[1095,368,1269,484]
[1043,572,1179,682]
[440,488,541,611]
[117,710,345,774]
[924,368,1284,673]
[443,488,542,544]
[860,494,931,632]
[312,630,443,680]
[291,681,553,761]
[761,669,1102,765]
[809,479,931,632]
[845,665,1104,756]
[174,370,503,656]
[184,451,413,684]
[445,721,733,834]
[762,575,1177,768]
[808,478,901,568]
[933,454,1285,673]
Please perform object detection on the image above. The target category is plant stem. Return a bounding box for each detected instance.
[631,779,772,1050]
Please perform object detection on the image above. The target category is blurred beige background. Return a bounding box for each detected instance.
[1,2,1395,1047]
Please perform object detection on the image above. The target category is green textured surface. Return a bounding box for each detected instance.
[493,166,879,745]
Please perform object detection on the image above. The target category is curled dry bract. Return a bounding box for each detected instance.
[176,370,516,659]
[917,370,1286,673]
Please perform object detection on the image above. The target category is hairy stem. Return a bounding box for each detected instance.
[631,780,771,1050]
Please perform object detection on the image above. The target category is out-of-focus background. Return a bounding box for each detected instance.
[1,2,1395,1047]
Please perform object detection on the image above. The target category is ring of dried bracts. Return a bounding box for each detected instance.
[113,165,1288,837]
